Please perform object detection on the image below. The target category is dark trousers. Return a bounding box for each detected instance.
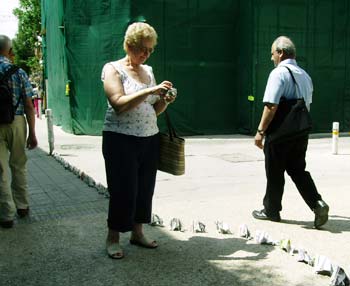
[263,134,322,216]
[102,131,159,232]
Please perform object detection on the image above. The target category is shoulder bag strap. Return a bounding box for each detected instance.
[284,66,296,84]
[284,66,303,100]
[164,110,177,140]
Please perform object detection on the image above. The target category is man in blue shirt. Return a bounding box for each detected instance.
[0,35,38,228]
[252,36,329,229]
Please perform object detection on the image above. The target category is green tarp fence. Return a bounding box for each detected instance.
[41,0,350,135]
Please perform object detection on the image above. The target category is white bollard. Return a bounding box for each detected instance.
[45,109,55,155]
[332,122,339,155]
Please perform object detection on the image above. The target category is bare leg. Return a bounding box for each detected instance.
[131,223,143,238]
[130,223,158,248]
[107,229,119,243]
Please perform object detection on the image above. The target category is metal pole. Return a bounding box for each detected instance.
[45,109,54,155]
[332,122,339,155]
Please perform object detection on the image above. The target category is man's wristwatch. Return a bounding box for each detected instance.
[257,129,265,136]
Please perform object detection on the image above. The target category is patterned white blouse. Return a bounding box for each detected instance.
[101,61,160,137]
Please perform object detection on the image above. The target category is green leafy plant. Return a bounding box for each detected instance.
[12,0,41,77]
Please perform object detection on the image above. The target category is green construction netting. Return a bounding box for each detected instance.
[42,0,72,132]
[253,0,350,134]
[42,0,350,135]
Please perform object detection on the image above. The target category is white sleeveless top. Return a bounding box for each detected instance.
[101,61,160,137]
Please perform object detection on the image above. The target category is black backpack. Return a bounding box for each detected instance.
[0,65,21,124]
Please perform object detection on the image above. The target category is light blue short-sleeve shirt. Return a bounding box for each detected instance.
[263,59,313,110]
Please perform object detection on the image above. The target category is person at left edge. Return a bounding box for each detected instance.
[101,22,176,259]
[0,35,38,229]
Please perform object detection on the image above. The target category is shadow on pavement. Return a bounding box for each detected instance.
[0,146,293,286]
[281,215,350,234]
[0,218,288,286]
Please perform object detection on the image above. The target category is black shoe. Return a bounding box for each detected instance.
[252,209,281,222]
[0,220,14,228]
[314,200,329,228]
[17,208,29,218]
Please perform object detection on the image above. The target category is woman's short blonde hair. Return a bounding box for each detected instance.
[123,22,158,52]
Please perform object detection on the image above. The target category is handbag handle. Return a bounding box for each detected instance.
[164,110,178,140]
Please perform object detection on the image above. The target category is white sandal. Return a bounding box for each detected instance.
[106,242,124,259]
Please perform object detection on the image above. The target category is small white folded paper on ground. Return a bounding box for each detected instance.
[255,230,276,245]
[296,249,314,266]
[149,214,164,227]
[330,265,350,286]
[170,218,184,231]
[314,255,333,275]
[238,224,251,239]
[215,221,232,234]
[191,220,206,233]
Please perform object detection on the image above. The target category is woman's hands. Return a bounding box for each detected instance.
[152,80,178,115]
[163,92,176,104]
[152,81,173,96]
[152,81,177,105]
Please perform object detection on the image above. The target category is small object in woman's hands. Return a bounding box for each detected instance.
[159,88,168,96]
[167,87,177,98]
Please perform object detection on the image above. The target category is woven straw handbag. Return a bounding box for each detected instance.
[158,111,185,175]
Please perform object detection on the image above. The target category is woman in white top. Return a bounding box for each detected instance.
[101,22,176,259]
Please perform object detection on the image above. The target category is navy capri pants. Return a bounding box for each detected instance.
[102,131,159,232]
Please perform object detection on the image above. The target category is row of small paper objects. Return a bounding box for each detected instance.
[51,153,348,286]
[150,215,349,286]
[51,152,109,197]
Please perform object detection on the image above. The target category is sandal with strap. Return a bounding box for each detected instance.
[106,242,124,259]
[129,236,158,249]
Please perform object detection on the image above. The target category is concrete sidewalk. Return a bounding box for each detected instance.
[1,117,350,286]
